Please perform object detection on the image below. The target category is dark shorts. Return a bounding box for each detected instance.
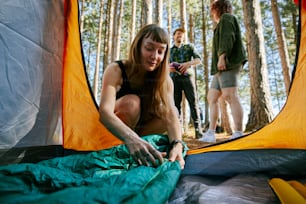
[210,65,242,90]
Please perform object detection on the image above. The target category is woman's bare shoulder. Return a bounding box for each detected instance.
[104,62,122,76]
[102,62,124,87]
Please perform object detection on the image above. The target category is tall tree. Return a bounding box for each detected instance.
[156,0,163,26]
[290,4,298,44]
[280,1,298,61]
[179,0,188,134]
[189,14,196,128]
[167,0,172,36]
[130,0,136,43]
[112,0,124,61]
[201,0,209,126]
[180,0,188,42]
[103,1,110,70]
[93,0,105,98]
[103,0,114,69]
[271,0,291,95]
[242,0,274,132]
[142,0,153,26]
[79,0,86,33]
[107,0,115,63]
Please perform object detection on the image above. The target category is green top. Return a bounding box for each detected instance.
[211,13,247,75]
[170,43,201,75]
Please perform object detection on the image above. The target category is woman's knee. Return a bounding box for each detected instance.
[126,95,141,112]
[221,87,239,103]
[207,89,221,104]
[115,95,141,118]
[222,92,238,104]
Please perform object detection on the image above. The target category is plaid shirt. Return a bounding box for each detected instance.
[170,43,201,75]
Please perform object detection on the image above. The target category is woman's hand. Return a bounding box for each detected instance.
[168,143,185,169]
[125,137,164,167]
[218,53,226,71]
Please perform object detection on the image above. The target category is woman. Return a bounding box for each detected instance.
[200,0,247,142]
[99,24,185,169]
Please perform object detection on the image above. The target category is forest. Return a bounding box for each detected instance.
[78,0,298,138]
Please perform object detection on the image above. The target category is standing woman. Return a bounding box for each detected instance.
[99,24,185,169]
[200,0,247,142]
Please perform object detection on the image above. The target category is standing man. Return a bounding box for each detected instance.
[169,28,204,139]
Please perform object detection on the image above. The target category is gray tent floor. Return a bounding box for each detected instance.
[168,173,282,203]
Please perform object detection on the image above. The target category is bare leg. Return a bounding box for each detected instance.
[207,88,222,131]
[221,87,243,132]
[114,94,141,130]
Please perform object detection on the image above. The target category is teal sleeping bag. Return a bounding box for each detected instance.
[0,135,186,204]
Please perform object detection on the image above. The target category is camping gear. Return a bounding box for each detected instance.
[0,0,305,203]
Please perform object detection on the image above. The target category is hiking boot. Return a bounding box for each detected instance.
[230,131,244,139]
[198,130,216,143]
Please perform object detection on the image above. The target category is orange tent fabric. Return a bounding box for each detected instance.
[62,0,122,150]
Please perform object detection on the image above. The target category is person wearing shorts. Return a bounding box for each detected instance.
[210,65,241,90]
[199,0,247,143]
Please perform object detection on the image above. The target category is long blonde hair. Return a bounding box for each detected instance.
[127,24,171,119]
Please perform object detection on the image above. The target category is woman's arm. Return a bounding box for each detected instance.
[99,63,132,140]
[165,76,186,169]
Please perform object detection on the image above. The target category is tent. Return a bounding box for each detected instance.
[0,0,305,203]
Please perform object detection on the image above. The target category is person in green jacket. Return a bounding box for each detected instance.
[199,0,247,143]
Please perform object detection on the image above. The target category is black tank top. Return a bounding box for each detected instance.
[115,60,138,99]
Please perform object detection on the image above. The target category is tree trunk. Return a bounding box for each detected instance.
[93,0,105,99]
[167,0,172,37]
[156,0,163,26]
[179,0,188,134]
[292,8,298,44]
[103,0,112,70]
[111,0,119,62]
[79,0,85,33]
[107,0,114,64]
[271,0,291,95]
[202,0,209,126]
[130,0,136,43]
[86,45,91,76]
[189,14,198,129]
[180,0,188,42]
[142,0,152,26]
[112,0,124,61]
[242,0,274,132]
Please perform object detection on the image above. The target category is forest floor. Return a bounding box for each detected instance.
[182,128,232,150]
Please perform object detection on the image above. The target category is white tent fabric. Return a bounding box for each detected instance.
[0,1,64,149]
